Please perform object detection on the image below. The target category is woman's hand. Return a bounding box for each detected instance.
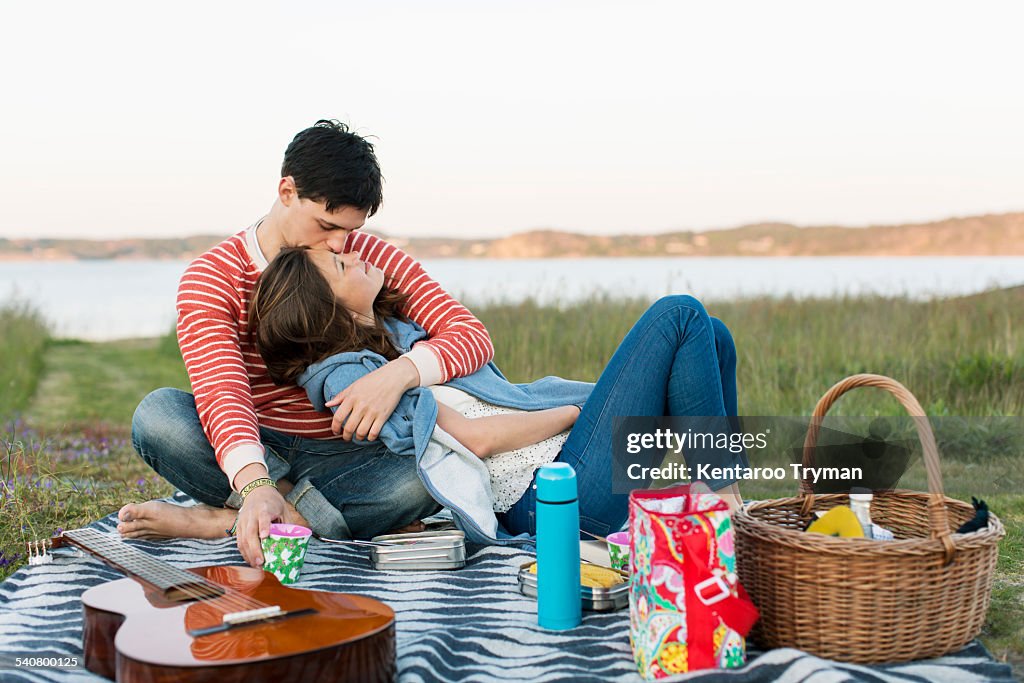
[567,404,582,426]
[327,357,419,440]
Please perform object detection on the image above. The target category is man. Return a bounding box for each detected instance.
[120,120,494,567]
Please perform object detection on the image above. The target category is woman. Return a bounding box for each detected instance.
[249,247,745,544]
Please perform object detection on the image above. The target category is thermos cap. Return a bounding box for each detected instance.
[536,462,578,503]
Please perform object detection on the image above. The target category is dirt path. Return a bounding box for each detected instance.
[25,338,189,432]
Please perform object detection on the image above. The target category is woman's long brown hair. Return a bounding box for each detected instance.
[248,246,410,385]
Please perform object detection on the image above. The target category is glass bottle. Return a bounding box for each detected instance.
[848,487,875,539]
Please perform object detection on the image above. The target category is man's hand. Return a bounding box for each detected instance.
[326,357,419,440]
[235,485,287,567]
[232,462,287,568]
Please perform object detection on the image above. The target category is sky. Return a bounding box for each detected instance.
[1,1,1022,240]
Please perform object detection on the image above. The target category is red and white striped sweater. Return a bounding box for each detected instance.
[176,226,494,486]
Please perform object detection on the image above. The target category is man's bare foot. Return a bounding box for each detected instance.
[281,505,309,528]
[117,501,236,540]
[118,499,311,540]
[385,520,426,535]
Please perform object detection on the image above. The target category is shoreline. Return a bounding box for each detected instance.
[5,252,1024,263]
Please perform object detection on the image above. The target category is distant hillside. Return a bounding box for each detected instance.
[2,212,1022,260]
[0,235,226,261]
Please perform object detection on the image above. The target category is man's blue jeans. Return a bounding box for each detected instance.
[498,295,746,538]
[130,389,441,539]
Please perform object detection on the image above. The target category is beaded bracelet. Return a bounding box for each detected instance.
[239,477,277,499]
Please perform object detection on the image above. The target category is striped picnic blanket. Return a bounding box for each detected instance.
[0,498,1014,682]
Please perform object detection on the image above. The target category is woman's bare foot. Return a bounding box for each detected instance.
[717,483,744,513]
[117,501,236,540]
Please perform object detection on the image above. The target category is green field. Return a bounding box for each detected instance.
[0,303,48,418]
[1,288,1021,669]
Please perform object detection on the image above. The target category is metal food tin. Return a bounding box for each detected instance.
[517,561,629,612]
[369,530,466,571]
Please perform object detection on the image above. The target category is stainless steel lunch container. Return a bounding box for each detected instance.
[369,530,466,571]
[517,561,629,612]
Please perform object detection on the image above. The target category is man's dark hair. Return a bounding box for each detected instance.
[281,119,384,216]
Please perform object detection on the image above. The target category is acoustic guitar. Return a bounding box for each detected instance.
[28,528,396,682]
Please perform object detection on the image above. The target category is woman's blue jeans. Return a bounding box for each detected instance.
[497,295,745,538]
[130,389,441,539]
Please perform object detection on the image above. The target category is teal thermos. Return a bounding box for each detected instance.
[535,462,582,630]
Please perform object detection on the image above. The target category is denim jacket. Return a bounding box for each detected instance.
[297,317,594,547]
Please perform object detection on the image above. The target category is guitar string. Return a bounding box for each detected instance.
[110,542,271,614]
[71,531,270,614]
[67,530,273,614]
[70,532,268,614]
[70,524,313,614]
[118,547,269,613]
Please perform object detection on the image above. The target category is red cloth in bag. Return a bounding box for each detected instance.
[628,483,759,679]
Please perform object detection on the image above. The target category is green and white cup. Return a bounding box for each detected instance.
[607,531,630,573]
[261,523,312,585]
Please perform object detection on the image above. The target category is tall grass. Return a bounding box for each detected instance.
[477,289,1023,416]
[0,303,49,419]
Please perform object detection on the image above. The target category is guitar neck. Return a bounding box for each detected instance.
[60,528,221,601]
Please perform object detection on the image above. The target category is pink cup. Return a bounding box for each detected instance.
[607,531,630,572]
[261,523,313,584]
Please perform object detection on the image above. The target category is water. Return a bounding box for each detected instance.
[1,256,1022,341]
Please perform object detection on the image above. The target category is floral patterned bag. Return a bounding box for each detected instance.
[628,482,759,679]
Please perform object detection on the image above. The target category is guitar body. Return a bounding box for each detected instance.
[80,565,395,683]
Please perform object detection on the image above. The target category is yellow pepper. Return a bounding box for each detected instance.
[806,505,865,537]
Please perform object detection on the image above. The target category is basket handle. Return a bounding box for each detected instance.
[799,373,955,562]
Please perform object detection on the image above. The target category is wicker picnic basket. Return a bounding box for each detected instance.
[732,373,1004,664]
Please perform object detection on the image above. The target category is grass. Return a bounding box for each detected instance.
[0,302,48,418]
[1,422,175,571]
[479,288,1024,416]
[33,335,190,427]
[1,290,1021,671]
[981,493,1024,670]
[0,322,187,573]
